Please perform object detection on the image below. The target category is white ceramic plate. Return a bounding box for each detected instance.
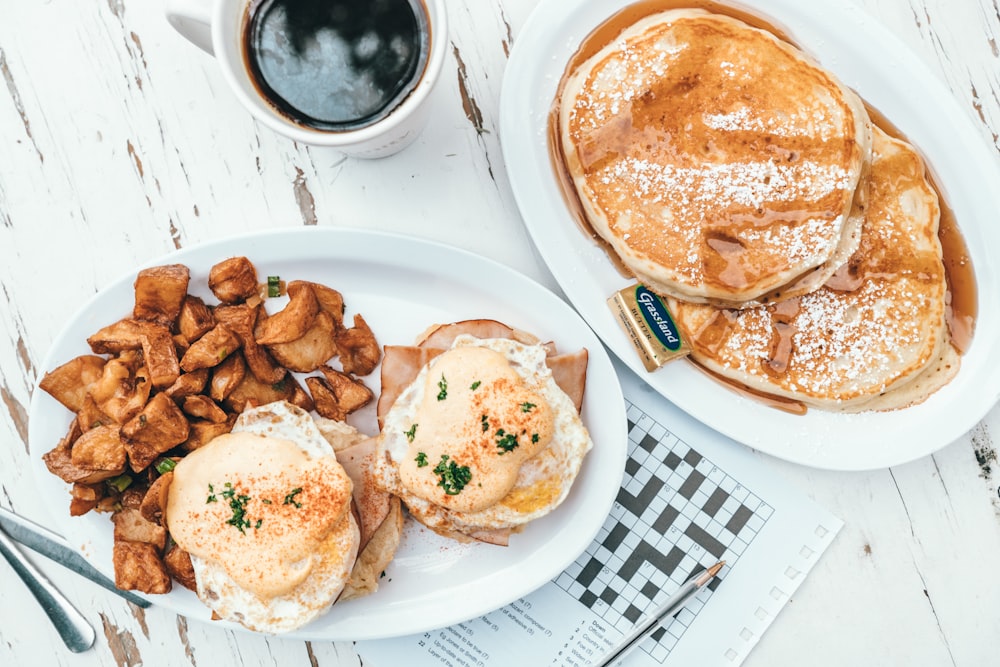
[499,0,1000,471]
[28,227,627,640]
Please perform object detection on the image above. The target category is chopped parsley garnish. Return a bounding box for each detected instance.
[481,414,490,432]
[433,455,472,495]
[222,483,254,533]
[206,483,217,503]
[415,451,429,467]
[532,433,540,444]
[267,275,281,298]
[283,487,303,508]
[437,374,448,400]
[520,402,537,413]
[470,380,481,390]
[495,428,519,454]
[405,423,418,442]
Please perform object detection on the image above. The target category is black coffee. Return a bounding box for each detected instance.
[244,0,429,131]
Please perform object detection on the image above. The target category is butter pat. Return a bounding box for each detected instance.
[608,284,690,371]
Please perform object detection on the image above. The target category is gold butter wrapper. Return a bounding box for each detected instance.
[608,284,691,371]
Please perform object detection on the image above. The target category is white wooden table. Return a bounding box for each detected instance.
[1,1,998,665]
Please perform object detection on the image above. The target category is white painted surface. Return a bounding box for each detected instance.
[0,1,997,665]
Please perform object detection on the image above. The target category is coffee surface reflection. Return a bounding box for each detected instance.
[245,0,429,131]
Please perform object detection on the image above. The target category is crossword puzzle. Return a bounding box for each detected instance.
[553,400,774,663]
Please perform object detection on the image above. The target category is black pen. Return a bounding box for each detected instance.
[594,560,725,666]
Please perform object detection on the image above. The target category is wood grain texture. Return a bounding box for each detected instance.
[1,0,997,665]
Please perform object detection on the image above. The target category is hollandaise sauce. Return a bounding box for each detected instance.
[397,346,555,513]
[166,432,353,599]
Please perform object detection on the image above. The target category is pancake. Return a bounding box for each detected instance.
[668,128,957,411]
[559,9,872,307]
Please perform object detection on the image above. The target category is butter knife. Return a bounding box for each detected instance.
[0,506,150,608]
[0,525,96,652]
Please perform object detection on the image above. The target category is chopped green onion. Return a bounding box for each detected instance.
[154,458,177,475]
[267,275,281,297]
[107,474,133,493]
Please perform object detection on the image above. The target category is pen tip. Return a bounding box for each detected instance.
[692,560,726,586]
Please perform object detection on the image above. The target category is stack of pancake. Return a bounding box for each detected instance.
[558,8,960,412]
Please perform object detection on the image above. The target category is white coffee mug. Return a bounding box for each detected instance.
[165,0,448,158]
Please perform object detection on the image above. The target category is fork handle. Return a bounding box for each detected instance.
[0,526,96,653]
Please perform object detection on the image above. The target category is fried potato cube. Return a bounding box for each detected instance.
[113,541,171,594]
[335,314,381,376]
[77,395,113,432]
[70,424,127,473]
[133,264,190,326]
[305,376,345,421]
[177,295,215,343]
[255,281,319,345]
[122,393,190,471]
[139,471,172,525]
[162,368,209,401]
[223,372,304,413]
[319,366,374,413]
[113,508,167,552]
[266,310,339,372]
[87,318,145,354]
[208,256,258,304]
[209,352,246,402]
[38,355,107,412]
[214,304,286,384]
[43,420,86,481]
[70,483,105,516]
[89,357,152,424]
[119,485,148,511]
[140,322,181,389]
[304,281,345,329]
[163,544,197,591]
[182,416,235,452]
[43,420,124,484]
[181,394,228,423]
[288,378,315,413]
[179,323,241,372]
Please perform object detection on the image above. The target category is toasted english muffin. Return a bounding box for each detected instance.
[668,128,956,411]
[559,9,872,307]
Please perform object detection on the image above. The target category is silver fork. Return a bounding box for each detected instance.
[0,525,96,652]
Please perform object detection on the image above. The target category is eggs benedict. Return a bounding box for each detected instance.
[374,325,593,545]
[165,401,359,633]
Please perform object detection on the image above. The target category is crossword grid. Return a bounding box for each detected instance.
[554,400,774,663]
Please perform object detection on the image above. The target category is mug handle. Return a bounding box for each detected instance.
[164,0,215,55]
